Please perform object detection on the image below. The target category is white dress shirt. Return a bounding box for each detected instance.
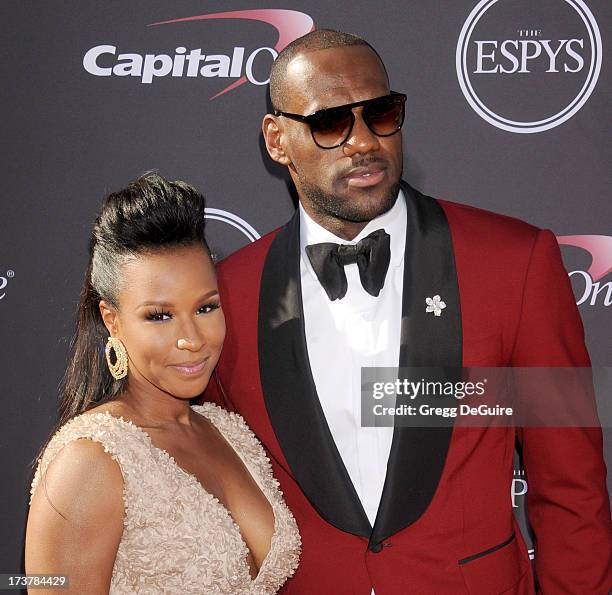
[299,190,407,531]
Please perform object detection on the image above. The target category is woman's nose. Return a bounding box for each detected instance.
[176,321,205,351]
[176,338,200,350]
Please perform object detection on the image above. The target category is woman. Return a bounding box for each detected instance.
[25,173,301,594]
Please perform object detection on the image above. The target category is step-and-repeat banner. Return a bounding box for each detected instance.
[2,0,610,578]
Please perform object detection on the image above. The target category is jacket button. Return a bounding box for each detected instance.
[370,543,383,553]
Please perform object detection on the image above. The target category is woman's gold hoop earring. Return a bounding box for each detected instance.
[105,336,128,379]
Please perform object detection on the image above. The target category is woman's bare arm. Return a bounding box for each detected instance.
[25,439,125,594]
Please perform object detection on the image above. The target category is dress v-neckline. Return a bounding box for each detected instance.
[94,405,277,584]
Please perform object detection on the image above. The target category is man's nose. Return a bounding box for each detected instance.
[342,108,381,156]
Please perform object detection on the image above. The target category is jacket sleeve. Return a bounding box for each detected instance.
[512,229,612,594]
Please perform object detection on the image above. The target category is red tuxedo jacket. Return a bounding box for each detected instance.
[204,183,611,594]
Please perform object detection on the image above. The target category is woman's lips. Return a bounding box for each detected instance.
[345,168,386,188]
[169,357,209,376]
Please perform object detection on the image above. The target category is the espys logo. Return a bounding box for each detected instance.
[83,9,314,99]
[0,269,15,301]
[456,0,602,133]
[558,235,612,306]
[204,208,260,242]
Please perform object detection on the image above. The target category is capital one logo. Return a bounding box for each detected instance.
[456,0,602,133]
[0,269,15,301]
[558,235,612,306]
[83,9,314,99]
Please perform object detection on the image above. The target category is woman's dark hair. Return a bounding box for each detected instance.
[55,172,209,432]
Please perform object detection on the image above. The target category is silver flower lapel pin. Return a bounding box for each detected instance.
[426,295,446,316]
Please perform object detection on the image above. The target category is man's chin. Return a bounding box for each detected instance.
[298,177,400,223]
[338,185,399,222]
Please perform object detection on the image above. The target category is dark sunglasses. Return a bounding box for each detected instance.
[273,91,407,149]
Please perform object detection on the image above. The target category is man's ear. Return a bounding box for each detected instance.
[262,115,291,166]
[99,300,120,337]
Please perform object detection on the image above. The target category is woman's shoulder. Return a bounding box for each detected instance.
[29,436,125,520]
[28,415,125,561]
[30,410,146,505]
[42,409,144,459]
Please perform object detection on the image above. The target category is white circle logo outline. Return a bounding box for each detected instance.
[456,0,602,133]
[204,208,260,243]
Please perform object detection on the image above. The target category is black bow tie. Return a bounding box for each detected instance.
[305,229,391,301]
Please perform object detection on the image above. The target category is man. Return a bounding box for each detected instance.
[204,30,611,593]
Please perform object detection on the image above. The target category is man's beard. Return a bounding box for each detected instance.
[297,175,401,223]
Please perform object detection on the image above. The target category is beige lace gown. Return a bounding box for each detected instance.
[30,403,301,594]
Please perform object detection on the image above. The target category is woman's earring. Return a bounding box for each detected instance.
[105,336,128,379]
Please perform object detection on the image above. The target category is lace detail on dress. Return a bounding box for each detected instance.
[30,402,301,594]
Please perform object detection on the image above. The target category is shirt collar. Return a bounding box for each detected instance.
[299,188,406,269]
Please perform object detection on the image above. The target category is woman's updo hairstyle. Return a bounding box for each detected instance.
[59,172,209,427]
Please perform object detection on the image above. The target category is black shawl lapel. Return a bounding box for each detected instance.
[368,182,462,550]
[258,211,372,538]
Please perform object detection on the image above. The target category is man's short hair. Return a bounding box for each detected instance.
[269,29,388,111]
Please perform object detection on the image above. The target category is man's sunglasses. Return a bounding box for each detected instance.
[273,92,407,149]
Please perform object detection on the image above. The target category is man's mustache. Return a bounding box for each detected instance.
[338,157,389,179]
